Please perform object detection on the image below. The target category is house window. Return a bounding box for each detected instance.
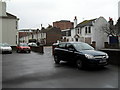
[79,28,81,34]
[85,27,87,34]
[88,26,91,33]
[66,31,68,36]
[16,21,18,29]
[75,28,78,34]
[32,33,34,39]
[41,33,43,38]
[77,29,79,34]
[16,35,17,44]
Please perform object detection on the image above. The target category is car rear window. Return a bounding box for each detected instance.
[20,43,28,47]
[58,43,66,49]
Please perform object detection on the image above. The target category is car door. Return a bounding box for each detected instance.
[57,43,66,60]
[65,43,76,61]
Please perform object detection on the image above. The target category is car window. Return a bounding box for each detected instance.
[66,43,74,50]
[0,43,2,47]
[58,43,66,49]
[73,43,94,51]
[2,43,10,47]
[19,43,28,47]
[28,43,37,46]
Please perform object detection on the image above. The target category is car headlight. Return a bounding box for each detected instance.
[1,48,3,50]
[105,54,109,59]
[10,48,12,51]
[85,54,94,59]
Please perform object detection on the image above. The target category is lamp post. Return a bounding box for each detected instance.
[36,29,39,42]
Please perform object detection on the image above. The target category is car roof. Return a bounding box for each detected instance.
[59,42,84,44]
[19,43,27,44]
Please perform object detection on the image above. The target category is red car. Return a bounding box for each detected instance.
[16,43,31,53]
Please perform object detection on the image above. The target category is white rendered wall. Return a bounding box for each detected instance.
[118,1,120,18]
[92,17,108,49]
[2,18,18,46]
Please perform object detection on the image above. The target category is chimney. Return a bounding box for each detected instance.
[74,16,77,28]
[0,1,7,16]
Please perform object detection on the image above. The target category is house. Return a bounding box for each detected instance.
[62,16,109,49]
[61,16,77,42]
[40,27,62,45]
[19,29,39,43]
[62,29,72,42]
[19,27,62,46]
[73,17,109,49]
[0,1,19,46]
[111,17,120,48]
[53,20,74,30]
[118,1,120,18]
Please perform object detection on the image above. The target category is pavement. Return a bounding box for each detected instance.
[2,46,119,88]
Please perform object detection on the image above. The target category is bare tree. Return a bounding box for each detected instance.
[101,19,119,37]
[115,17,120,36]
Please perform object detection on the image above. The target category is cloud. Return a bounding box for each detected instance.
[6,0,118,29]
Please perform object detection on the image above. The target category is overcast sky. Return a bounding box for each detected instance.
[6,0,120,29]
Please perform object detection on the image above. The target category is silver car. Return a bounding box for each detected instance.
[28,43,37,47]
[0,43,12,54]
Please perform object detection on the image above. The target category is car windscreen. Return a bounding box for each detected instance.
[0,43,2,47]
[73,43,94,51]
[2,43,10,47]
[19,43,28,47]
[28,43,37,46]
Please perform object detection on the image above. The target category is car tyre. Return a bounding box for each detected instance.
[28,50,31,53]
[17,50,20,53]
[76,59,83,69]
[54,55,60,64]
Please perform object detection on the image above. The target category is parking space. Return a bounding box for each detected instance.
[2,46,118,88]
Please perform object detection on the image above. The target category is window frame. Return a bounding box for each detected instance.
[85,27,87,34]
[88,26,91,33]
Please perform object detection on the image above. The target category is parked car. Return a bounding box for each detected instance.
[28,42,37,47]
[53,42,109,69]
[16,43,31,53]
[53,42,59,46]
[0,43,12,54]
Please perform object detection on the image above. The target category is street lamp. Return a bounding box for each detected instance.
[36,29,39,42]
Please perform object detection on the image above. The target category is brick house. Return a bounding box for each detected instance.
[19,29,38,43]
[40,27,62,45]
[53,20,74,30]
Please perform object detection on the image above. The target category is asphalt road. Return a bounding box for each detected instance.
[2,46,118,88]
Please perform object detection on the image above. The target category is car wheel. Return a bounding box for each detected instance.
[16,50,19,53]
[76,59,83,69]
[28,50,31,53]
[54,55,60,64]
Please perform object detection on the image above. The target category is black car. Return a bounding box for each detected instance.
[53,42,109,69]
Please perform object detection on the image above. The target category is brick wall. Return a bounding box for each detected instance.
[44,27,62,45]
[46,33,62,45]
[53,21,73,30]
